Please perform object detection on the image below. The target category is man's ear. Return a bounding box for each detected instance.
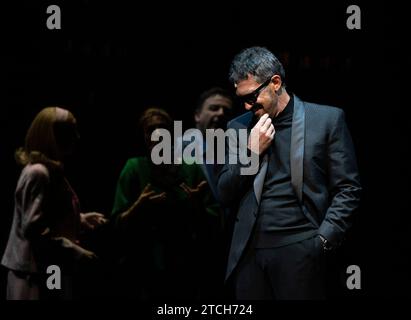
[272,75,282,92]
[194,111,201,123]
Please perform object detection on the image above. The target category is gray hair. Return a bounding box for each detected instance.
[229,47,286,86]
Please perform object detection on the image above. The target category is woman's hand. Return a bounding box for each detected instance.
[80,212,108,231]
[179,180,208,211]
[179,180,208,199]
[121,184,167,221]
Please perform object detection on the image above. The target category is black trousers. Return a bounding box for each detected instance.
[233,235,326,300]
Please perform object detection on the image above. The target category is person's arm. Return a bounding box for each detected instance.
[80,212,108,231]
[22,166,96,260]
[217,156,257,209]
[318,109,362,247]
[111,159,139,220]
[179,162,221,217]
[21,166,51,240]
[217,114,274,208]
[119,183,166,224]
[112,159,166,228]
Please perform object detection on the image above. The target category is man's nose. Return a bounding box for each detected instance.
[215,107,225,116]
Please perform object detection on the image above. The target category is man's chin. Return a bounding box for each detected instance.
[254,109,266,118]
[209,122,222,130]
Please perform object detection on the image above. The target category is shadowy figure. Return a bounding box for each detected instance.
[193,87,234,202]
[111,108,220,300]
[190,88,236,297]
[1,107,107,300]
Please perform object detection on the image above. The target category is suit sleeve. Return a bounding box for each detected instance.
[22,166,90,261]
[217,124,260,209]
[318,109,362,246]
[21,167,50,240]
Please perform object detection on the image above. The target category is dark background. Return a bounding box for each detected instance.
[0,0,409,300]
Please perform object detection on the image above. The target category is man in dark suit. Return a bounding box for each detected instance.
[193,87,234,202]
[217,47,361,299]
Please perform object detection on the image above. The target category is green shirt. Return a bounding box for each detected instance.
[112,157,220,219]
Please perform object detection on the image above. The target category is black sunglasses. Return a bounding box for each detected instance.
[237,76,273,105]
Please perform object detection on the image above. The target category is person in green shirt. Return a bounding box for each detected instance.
[111,108,221,300]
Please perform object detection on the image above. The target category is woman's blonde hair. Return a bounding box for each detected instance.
[15,107,74,167]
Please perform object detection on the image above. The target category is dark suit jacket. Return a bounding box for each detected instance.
[217,95,361,281]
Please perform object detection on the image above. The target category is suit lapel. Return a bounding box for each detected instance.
[253,155,268,204]
[290,96,319,227]
[234,111,269,205]
[233,100,306,207]
[290,96,305,203]
[252,96,307,205]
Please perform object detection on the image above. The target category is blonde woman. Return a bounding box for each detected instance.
[2,107,107,300]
